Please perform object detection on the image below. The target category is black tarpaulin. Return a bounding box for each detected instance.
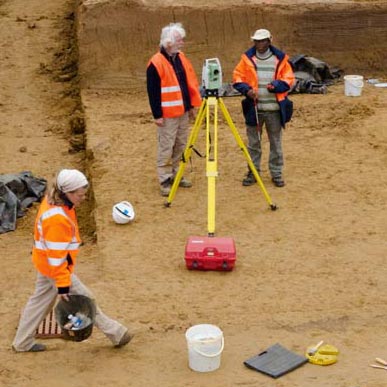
[0,171,46,234]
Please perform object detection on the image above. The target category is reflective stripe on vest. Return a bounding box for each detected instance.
[161,85,183,108]
[161,86,181,93]
[162,99,183,107]
[48,256,68,266]
[34,240,80,251]
[40,207,66,221]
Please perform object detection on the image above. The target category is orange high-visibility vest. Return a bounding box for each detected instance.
[32,197,81,289]
[149,52,201,118]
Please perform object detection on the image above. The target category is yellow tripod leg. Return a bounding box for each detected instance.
[165,99,206,207]
[218,98,277,210]
[206,97,218,236]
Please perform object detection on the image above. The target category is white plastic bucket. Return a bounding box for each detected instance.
[185,324,224,372]
[344,75,364,96]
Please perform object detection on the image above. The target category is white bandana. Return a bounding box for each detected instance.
[57,169,88,193]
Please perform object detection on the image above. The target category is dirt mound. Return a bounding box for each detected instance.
[78,0,387,89]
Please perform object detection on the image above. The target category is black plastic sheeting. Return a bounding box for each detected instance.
[0,171,47,234]
[289,54,343,94]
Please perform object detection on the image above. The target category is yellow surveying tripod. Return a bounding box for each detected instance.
[165,90,277,236]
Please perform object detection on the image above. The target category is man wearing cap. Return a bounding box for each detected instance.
[147,22,202,197]
[233,29,295,187]
[12,169,133,352]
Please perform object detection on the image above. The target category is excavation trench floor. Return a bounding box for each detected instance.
[1,0,387,386]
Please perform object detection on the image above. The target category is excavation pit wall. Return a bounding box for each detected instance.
[77,0,387,90]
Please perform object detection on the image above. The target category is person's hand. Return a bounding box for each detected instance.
[155,118,164,127]
[59,294,70,302]
[267,83,275,91]
[246,89,257,100]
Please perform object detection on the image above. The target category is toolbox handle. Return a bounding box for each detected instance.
[204,247,218,256]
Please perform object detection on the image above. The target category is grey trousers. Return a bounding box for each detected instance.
[12,272,127,351]
[246,110,283,178]
[157,112,189,184]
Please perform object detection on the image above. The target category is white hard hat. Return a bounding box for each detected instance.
[112,201,135,224]
[251,29,272,41]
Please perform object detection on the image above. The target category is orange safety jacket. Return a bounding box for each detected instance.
[233,45,295,127]
[32,196,81,291]
[148,52,201,118]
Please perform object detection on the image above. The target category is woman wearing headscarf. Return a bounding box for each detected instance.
[12,169,132,352]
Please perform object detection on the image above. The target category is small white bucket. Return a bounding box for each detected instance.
[344,75,364,97]
[185,324,224,372]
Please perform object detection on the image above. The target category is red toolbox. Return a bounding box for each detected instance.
[185,236,236,271]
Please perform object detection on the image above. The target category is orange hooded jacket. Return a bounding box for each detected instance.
[32,196,81,292]
[233,45,295,127]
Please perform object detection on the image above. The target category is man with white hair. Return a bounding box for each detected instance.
[233,29,295,188]
[147,22,201,197]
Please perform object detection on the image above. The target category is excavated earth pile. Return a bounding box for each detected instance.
[77,0,387,89]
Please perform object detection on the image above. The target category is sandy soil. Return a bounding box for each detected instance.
[1,0,387,387]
